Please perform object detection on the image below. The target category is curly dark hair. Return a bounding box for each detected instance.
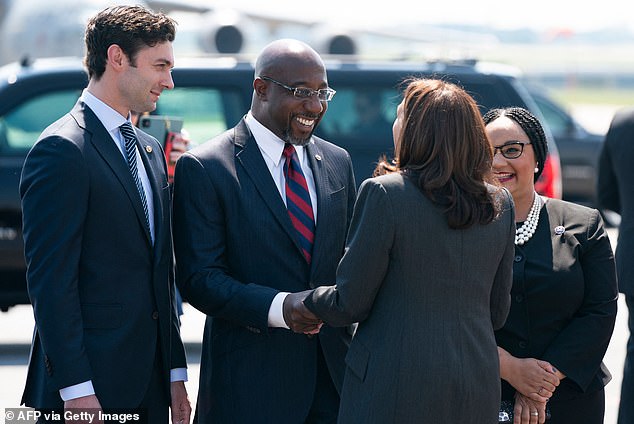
[84,5,176,80]
[482,107,548,182]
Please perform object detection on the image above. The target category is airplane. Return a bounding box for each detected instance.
[0,0,499,66]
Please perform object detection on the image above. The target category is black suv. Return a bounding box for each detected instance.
[0,56,562,310]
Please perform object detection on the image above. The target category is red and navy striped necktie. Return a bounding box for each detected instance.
[282,143,315,263]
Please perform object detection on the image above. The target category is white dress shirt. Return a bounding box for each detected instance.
[245,112,318,329]
[59,91,187,402]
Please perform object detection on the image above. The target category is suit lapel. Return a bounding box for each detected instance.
[306,141,328,271]
[234,120,307,259]
[74,102,152,245]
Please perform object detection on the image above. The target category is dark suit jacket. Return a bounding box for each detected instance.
[495,198,617,407]
[598,107,634,294]
[20,100,187,409]
[304,174,516,424]
[172,118,356,423]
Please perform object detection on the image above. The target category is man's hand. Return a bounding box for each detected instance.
[64,394,103,424]
[283,290,322,334]
[170,381,192,424]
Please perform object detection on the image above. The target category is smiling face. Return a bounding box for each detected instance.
[260,63,327,146]
[118,41,174,115]
[252,40,330,147]
[486,115,538,206]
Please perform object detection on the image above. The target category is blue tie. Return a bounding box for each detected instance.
[120,122,150,233]
[282,143,315,263]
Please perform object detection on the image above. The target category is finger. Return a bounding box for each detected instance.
[526,391,550,403]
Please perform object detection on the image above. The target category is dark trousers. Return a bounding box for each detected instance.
[549,387,604,424]
[305,345,340,424]
[618,294,634,424]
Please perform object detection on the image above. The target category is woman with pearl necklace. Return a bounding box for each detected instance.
[484,107,618,424]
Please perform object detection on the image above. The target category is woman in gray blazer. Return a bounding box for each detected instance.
[301,78,516,423]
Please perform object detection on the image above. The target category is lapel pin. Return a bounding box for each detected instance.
[554,225,565,235]
[315,154,322,161]
[145,146,152,153]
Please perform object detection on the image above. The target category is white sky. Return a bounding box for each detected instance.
[205,0,630,33]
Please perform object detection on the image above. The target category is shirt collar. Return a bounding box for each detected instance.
[80,89,133,132]
[245,111,307,166]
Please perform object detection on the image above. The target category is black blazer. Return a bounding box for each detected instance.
[20,101,187,409]
[172,118,357,423]
[598,107,634,294]
[495,198,618,402]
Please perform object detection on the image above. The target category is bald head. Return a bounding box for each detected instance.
[251,39,330,146]
[255,39,325,79]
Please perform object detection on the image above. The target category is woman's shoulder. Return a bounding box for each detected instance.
[542,197,600,220]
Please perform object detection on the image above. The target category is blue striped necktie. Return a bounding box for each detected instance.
[120,122,150,233]
[282,143,315,263]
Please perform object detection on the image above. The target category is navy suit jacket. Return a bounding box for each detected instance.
[173,118,356,423]
[598,107,634,294]
[20,101,186,409]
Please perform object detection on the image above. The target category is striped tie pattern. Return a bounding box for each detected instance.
[120,122,150,232]
[282,143,315,263]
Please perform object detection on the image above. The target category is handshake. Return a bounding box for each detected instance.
[282,290,323,334]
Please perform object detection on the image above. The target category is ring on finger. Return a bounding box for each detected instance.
[531,411,539,416]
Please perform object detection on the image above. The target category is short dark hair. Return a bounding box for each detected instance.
[381,78,499,229]
[482,107,548,182]
[84,5,176,80]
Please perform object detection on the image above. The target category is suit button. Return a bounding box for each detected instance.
[519,341,528,349]
[152,311,159,320]
[514,255,523,263]
[514,295,524,303]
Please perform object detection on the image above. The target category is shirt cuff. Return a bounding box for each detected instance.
[268,292,290,329]
[59,381,95,401]
[170,367,188,382]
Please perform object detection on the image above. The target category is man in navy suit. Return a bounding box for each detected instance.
[173,39,356,423]
[598,107,634,424]
[20,6,190,423]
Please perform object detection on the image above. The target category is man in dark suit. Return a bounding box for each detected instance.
[598,107,634,424]
[172,39,356,423]
[19,6,190,424]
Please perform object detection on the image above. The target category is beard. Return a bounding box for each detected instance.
[282,114,318,146]
[283,129,312,146]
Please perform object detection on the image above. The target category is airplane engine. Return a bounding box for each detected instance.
[311,27,358,55]
[197,10,253,54]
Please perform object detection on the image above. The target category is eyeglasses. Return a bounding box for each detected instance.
[259,76,336,102]
[493,141,531,159]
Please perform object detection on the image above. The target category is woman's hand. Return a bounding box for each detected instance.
[498,347,560,402]
[513,392,548,424]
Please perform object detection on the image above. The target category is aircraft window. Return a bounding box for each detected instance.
[0,90,80,153]
[154,87,239,147]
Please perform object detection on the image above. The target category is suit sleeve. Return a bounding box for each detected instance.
[596,113,627,213]
[305,179,394,326]
[490,189,515,330]
[172,152,278,330]
[541,209,618,391]
[20,136,93,390]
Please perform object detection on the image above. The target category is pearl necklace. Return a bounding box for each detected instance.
[515,193,541,246]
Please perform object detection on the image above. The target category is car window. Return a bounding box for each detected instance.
[0,89,81,154]
[154,87,240,146]
[531,94,570,138]
[319,86,397,140]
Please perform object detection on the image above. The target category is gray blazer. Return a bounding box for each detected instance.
[305,173,515,424]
